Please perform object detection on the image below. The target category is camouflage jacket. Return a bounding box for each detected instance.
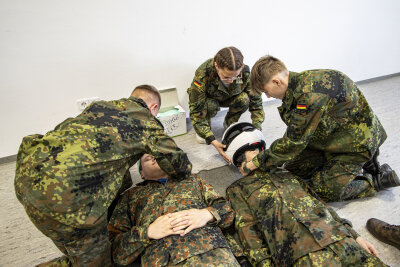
[14,97,192,228]
[254,70,387,171]
[226,170,358,267]
[188,58,264,143]
[108,175,234,266]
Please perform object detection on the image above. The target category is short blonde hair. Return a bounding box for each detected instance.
[131,84,161,107]
[250,55,287,94]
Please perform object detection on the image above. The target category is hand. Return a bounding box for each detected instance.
[147,214,186,239]
[169,208,214,236]
[239,160,256,176]
[211,140,231,164]
[356,236,379,257]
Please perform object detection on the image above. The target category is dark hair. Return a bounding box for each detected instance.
[214,46,244,71]
[131,84,161,107]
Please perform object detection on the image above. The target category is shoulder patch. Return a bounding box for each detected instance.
[194,80,202,88]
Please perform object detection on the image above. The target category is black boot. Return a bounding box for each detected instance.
[372,163,400,191]
[366,218,400,250]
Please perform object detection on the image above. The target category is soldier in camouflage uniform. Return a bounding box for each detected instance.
[224,128,386,266]
[14,85,192,266]
[242,55,400,202]
[187,46,264,163]
[108,153,239,266]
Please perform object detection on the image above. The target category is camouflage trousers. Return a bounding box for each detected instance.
[204,92,249,126]
[294,237,387,266]
[21,202,112,267]
[166,247,240,267]
[285,149,377,202]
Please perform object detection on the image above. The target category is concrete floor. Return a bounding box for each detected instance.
[1,76,400,266]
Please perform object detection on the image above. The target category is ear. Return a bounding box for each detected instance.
[272,77,281,86]
[149,103,159,116]
[214,62,218,69]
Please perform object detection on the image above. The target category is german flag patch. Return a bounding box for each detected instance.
[296,104,307,110]
[194,81,202,88]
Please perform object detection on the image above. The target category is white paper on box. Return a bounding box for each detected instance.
[157,88,187,137]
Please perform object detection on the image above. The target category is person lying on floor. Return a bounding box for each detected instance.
[108,153,240,266]
[222,122,387,266]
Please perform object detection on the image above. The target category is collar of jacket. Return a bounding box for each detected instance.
[128,96,149,110]
[280,72,299,110]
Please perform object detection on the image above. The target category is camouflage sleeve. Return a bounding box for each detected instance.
[196,175,234,229]
[226,186,272,266]
[244,80,265,129]
[144,115,192,180]
[108,190,152,265]
[327,206,359,239]
[300,179,360,239]
[253,93,330,171]
[188,69,215,143]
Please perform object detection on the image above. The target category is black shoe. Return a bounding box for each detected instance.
[366,218,400,250]
[373,163,400,191]
[363,150,380,176]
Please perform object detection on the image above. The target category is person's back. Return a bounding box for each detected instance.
[14,85,192,266]
[285,69,386,154]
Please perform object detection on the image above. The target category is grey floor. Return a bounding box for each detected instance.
[1,76,400,266]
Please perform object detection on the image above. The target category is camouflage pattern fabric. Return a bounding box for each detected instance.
[226,169,386,266]
[253,70,386,201]
[294,237,387,266]
[188,58,264,144]
[284,149,376,201]
[108,175,236,266]
[166,247,239,267]
[14,96,192,266]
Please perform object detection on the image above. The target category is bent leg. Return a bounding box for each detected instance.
[22,202,111,266]
[310,153,377,202]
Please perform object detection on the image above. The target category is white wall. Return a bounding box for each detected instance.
[1,0,400,158]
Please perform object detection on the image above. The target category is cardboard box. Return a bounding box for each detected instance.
[157,88,187,137]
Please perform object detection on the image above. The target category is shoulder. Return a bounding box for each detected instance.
[195,58,214,74]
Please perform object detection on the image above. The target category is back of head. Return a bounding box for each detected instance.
[222,122,266,167]
[250,55,287,94]
[131,84,161,107]
[214,46,244,71]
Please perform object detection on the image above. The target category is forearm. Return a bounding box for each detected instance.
[253,137,308,171]
[249,96,265,129]
[190,112,215,143]
[147,126,192,179]
[327,206,359,239]
[198,176,234,228]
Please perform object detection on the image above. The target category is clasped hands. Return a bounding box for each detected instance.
[147,208,214,240]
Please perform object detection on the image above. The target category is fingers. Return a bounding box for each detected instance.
[217,148,231,164]
[362,243,371,254]
[367,242,379,257]
[181,224,195,236]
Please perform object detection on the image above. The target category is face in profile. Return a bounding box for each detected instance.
[139,154,167,180]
